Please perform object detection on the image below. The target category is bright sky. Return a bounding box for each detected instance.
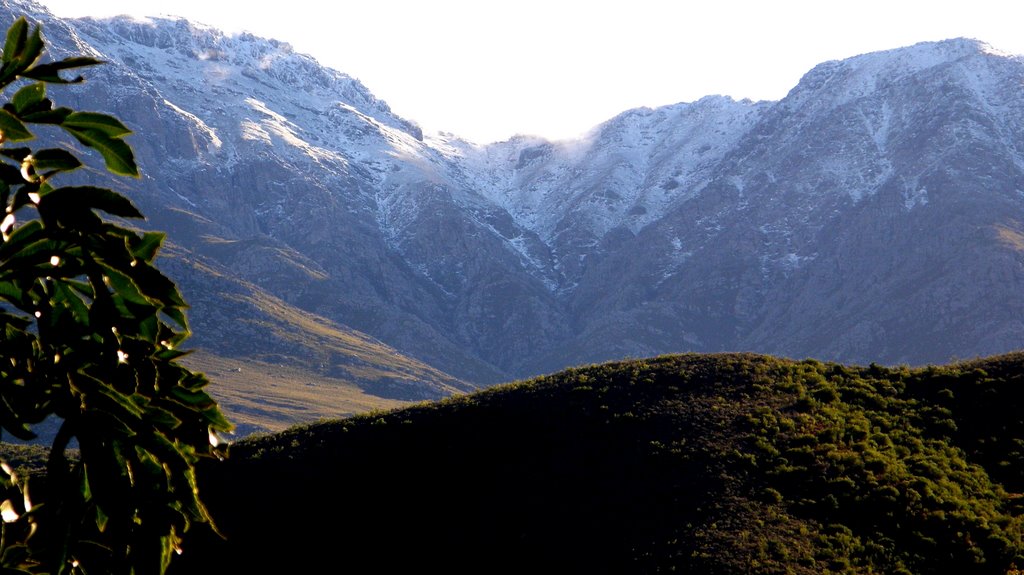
[35,0,1024,143]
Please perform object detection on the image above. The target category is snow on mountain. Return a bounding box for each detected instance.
[11,0,1024,384]
[462,96,765,237]
[70,13,427,168]
[62,10,777,290]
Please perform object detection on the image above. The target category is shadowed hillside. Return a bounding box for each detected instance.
[173,353,1024,574]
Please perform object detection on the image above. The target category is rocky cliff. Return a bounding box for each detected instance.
[6,1,1023,389]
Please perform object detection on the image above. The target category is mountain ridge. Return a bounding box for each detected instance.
[6,1,1024,394]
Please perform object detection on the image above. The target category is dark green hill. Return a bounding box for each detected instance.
[174,353,1024,574]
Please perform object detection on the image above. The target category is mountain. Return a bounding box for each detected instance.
[170,352,1024,574]
[0,1,481,429]
[4,2,1024,396]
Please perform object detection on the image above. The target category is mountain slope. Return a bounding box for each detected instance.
[100,26,1024,379]
[8,1,1024,388]
[0,1,481,420]
[57,6,522,383]
[174,352,1024,574]
[153,242,474,434]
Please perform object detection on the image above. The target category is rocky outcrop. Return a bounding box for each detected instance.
[11,0,1024,384]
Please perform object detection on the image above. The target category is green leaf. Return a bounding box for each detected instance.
[64,277,95,299]
[19,26,43,71]
[0,561,34,574]
[0,281,22,303]
[0,109,33,141]
[132,232,165,262]
[99,266,152,308]
[121,261,187,309]
[21,105,70,125]
[143,405,181,429]
[29,148,82,173]
[50,282,90,327]
[95,504,109,532]
[0,237,61,273]
[202,406,234,431]
[0,147,31,162]
[161,306,189,333]
[0,220,42,259]
[21,56,103,84]
[0,20,44,86]
[169,386,215,408]
[145,430,193,470]
[1,18,27,67]
[8,183,39,214]
[62,126,137,177]
[63,112,132,138]
[137,314,159,341]
[38,186,143,220]
[11,82,44,114]
[73,374,144,422]
[79,467,92,501]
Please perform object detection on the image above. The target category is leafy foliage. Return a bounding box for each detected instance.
[0,17,231,575]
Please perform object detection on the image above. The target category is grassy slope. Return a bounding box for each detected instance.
[181,351,406,435]
[156,241,476,432]
[174,352,1024,575]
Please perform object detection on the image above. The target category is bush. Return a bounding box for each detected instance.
[0,16,231,575]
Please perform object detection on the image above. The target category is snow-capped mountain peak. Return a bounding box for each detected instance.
[12,0,1024,385]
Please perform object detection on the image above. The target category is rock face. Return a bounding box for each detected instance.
[7,0,1024,384]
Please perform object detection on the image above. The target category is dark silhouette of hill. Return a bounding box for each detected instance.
[171,352,1024,574]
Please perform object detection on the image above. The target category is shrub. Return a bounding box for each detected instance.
[0,16,231,575]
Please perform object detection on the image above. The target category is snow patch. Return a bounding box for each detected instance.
[240,119,271,144]
[780,253,807,270]
[163,99,222,151]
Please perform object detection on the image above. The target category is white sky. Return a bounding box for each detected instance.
[34,0,1024,144]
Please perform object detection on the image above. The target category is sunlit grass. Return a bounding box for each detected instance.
[183,351,406,433]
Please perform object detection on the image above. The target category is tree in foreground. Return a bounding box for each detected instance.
[0,16,232,574]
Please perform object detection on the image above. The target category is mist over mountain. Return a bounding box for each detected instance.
[5,0,1024,394]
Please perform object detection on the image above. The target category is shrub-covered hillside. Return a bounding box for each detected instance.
[175,353,1024,574]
